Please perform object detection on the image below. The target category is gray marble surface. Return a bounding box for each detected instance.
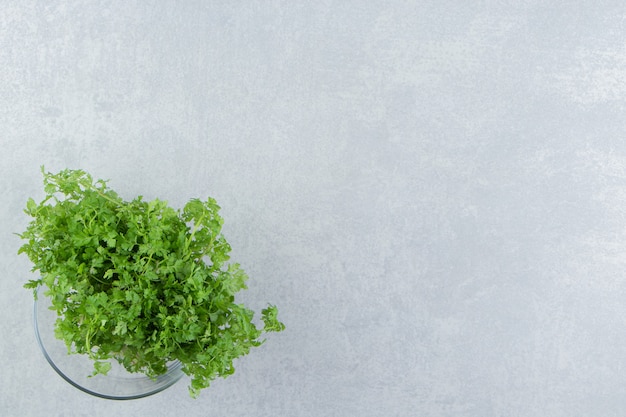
[3,1,626,416]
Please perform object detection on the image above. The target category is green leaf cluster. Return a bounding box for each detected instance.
[18,168,284,397]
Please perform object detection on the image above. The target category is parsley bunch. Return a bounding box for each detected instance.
[18,168,284,397]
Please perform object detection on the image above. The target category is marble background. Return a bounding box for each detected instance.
[3,1,626,416]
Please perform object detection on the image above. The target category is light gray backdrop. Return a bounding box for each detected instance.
[3,1,626,416]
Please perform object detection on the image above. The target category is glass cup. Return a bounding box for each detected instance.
[33,288,184,400]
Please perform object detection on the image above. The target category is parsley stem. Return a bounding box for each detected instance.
[185,215,204,253]
[94,188,122,207]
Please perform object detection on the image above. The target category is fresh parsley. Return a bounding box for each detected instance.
[18,168,284,398]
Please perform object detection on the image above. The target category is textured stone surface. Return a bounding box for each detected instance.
[3,1,626,416]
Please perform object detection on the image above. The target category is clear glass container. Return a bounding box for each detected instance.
[33,288,184,400]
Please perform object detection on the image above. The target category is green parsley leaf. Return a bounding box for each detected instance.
[18,168,285,397]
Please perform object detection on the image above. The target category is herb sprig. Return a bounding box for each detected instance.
[18,168,284,397]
